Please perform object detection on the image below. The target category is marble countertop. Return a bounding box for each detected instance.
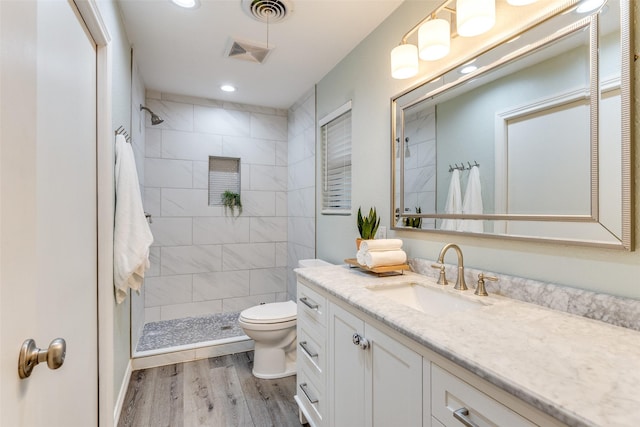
[295,264,640,427]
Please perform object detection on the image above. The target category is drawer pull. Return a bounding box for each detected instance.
[453,407,480,427]
[299,297,319,310]
[299,341,318,358]
[299,382,319,404]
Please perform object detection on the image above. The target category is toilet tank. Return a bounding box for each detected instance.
[298,259,333,268]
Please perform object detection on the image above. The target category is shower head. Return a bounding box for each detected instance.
[140,105,164,125]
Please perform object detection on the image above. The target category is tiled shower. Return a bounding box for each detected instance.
[131,88,316,354]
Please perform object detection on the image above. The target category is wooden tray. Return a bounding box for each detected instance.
[344,258,409,275]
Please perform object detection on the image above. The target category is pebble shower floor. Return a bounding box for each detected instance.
[136,312,245,352]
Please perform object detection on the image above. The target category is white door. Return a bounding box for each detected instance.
[0,1,98,426]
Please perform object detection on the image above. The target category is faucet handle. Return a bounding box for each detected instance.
[431,263,449,286]
[475,273,498,296]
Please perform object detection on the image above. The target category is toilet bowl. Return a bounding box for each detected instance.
[239,259,333,379]
[239,300,298,379]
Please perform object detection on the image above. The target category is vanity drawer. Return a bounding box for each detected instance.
[298,319,326,378]
[297,282,327,327]
[431,364,536,427]
[296,364,325,427]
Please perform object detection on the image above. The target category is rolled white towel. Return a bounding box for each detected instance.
[363,250,407,268]
[356,249,367,265]
[359,239,403,252]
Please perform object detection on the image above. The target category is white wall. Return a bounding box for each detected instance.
[95,0,133,408]
[316,1,640,300]
[142,92,289,322]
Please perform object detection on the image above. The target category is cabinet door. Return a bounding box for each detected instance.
[366,324,423,427]
[329,303,367,427]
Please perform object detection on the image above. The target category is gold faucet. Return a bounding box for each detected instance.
[436,243,468,291]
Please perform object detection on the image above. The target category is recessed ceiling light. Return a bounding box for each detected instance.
[220,85,236,92]
[460,65,478,74]
[576,0,605,13]
[170,0,200,9]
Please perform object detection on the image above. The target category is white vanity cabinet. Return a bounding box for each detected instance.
[295,279,567,427]
[328,302,423,427]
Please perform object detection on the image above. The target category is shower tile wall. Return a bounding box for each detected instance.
[402,104,436,228]
[130,60,147,350]
[287,88,316,298]
[143,91,289,322]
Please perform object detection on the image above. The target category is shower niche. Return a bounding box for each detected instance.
[208,156,241,210]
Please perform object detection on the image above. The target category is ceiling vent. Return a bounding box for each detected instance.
[241,0,293,23]
[225,38,274,64]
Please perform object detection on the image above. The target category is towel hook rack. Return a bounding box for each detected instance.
[448,160,480,172]
[115,126,131,143]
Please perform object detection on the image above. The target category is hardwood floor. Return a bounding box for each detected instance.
[118,352,305,427]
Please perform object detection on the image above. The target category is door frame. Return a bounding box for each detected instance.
[73,1,115,426]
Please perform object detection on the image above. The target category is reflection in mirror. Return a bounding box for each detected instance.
[391,0,631,249]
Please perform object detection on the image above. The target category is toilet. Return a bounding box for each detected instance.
[239,300,297,379]
[239,258,332,379]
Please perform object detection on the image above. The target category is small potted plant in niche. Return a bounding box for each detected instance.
[222,190,242,216]
[357,206,380,249]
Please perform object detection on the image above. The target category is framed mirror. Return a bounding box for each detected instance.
[391,0,631,249]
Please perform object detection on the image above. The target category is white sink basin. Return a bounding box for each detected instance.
[366,282,486,315]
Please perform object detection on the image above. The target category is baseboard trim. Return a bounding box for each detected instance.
[113,359,133,425]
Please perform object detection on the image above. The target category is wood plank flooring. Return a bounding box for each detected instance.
[118,351,305,427]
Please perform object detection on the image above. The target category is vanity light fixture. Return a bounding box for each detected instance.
[391,44,419,79]
[457,0,495,37]
[220,84,236,92]
[418,17,451,61]
[170,0,200,9]
[391,0,500,79]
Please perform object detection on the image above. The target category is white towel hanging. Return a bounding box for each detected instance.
[460,165,483,233]
[113,134,154,304]
[440,169,462,231]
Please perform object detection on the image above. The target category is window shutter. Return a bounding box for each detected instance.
[321,102,352,215]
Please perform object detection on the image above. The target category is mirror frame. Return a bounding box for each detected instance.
[390,0,632,250]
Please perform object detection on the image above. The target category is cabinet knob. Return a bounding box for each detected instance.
[352,333,370,350]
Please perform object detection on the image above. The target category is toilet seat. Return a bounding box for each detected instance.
[239,300,297,324]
